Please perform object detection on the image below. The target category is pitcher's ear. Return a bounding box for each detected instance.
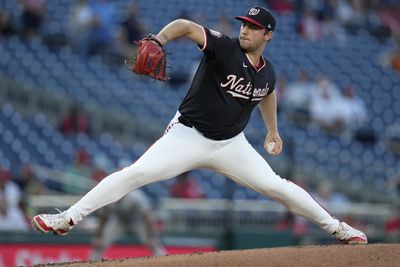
[264,30,273,41]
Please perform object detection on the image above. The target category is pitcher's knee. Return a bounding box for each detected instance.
[258,177,291,199]
[119,164,161,186]
[260,186,283,199]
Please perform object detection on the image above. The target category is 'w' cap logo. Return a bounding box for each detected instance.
[248,8,260,15]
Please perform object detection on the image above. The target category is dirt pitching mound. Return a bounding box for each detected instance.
[34,243,399,267]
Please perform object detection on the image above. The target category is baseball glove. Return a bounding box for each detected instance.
[125,34,169,81]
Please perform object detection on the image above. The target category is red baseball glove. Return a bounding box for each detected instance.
[125,34,168,81]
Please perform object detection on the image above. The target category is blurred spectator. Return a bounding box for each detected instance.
[275,0,397,41]
[379,2,400,39]
[59,104,91,136]
[299,8,323,41]
[338,85,367,129]
[286,69,315,108]
[310,75,345,135]
[337,84,376,143]
[322,13,347,43]
[335,0,355,28]
[15,164,45,195]
[62,149,93,194]
[0,168,29,231]
[107,25,131,67]
[363,2,391,41]
[342,0,367,34]
[121,3,146,44]
[90,189,166,259]
[313,180,350,209]
[15,164,47,219]
[88,0,116,57]
[108,3,147,66]
[19,0,46,39]
[213,13,235,37]
[170,172,203,199]
[294,0,395,41]
[285,69,316,125]
[338,84,371,140]
[68,0,96,59]
[0,9,15,38]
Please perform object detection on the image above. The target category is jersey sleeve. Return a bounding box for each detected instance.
[198,27,236,64]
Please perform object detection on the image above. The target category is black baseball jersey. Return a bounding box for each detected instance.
[178,27,276,140]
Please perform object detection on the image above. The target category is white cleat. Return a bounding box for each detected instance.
[332,222,368,244]
[31,211,74,236]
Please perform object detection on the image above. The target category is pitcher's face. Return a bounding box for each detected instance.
[239,21,272,52]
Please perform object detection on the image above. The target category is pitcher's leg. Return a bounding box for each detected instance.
[67,125,209,224]
[213,135,339,234]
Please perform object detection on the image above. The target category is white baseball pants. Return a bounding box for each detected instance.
[67,112,339,234]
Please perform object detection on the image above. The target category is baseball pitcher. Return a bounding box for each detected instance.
[32,6,367,245]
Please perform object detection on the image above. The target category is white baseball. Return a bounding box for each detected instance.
[267,141,276,154]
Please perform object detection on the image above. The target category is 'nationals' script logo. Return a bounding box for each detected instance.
[220,74,269,101]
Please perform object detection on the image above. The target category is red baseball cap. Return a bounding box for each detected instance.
[235,6,276,31]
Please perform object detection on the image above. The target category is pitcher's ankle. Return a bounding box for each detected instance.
[64,211,76,226]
